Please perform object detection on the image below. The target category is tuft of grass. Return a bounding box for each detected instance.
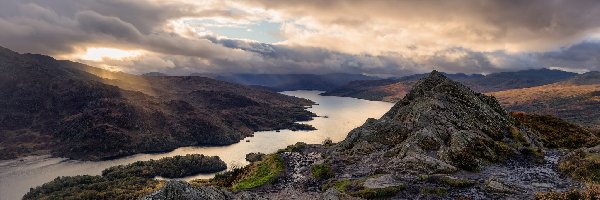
[311,163,334,180]
[232,154,284,191]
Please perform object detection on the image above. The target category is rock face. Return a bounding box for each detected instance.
[339,71,542,173]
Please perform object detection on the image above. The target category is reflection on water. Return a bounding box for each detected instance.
[0,91,393,200]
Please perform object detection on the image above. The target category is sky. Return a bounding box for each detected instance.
[1,0,600,76]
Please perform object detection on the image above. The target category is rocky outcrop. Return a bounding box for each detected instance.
[141,181,266,200]
[339,71,543,173]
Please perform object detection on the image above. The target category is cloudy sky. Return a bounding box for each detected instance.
[2,0,600,76]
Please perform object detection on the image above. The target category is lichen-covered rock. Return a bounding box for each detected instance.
[338,71,543,173]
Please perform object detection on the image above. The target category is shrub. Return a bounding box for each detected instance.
[311,163,334,180]
[322,137,334,146]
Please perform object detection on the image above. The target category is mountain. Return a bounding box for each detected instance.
[0,46,316,161]
[26,71,594,199]
[490,71,600,130]
[322,69,577,102]
[338,71,542,172]
[193,73,379,91]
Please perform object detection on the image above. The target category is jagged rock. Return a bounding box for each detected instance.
[338,71,543,173]
[141,181,266,200]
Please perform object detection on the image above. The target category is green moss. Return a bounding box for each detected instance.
[311,163,334,180]
[232,154,284,191]
[333,179,352,192]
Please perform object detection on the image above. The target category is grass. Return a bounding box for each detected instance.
[559,150,600,184]
[311,163,334,180]
[232,154,284,191]
[512,112,600,149]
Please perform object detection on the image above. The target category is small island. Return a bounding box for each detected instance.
[24,154,226,200]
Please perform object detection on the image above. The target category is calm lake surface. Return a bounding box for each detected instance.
[0,91,393,200]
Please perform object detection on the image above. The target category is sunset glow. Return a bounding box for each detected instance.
[80,48,142,61]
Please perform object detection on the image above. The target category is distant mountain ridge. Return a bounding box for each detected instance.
[491,71,600,129]
[322,69,578,102]
[192,73,379,91]
[0,46,316,161]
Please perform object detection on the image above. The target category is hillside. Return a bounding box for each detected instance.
[26,71,598,199]
[490,72,600,130]
[0,46,316,161]
[322,69,577,102]
[194,73,379,91]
